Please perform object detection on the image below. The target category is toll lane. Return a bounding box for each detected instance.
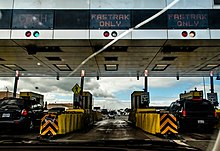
[56,116,161,141]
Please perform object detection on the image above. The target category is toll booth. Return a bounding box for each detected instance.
[180,90,203,101]
[74,91,93,110]
[20,92,44,107]
[131,91,149,110]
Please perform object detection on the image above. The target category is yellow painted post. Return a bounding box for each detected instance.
[145,114,150,133]
[138,113,141,128]
[76,114,80,130]
[142,113,145,130]
[78,114,82,130]
[70,114,74,132]
[74,114,77,130]
[66,114,70,133]
[155,113,160,133]
[142,113,146,132]
[58,114,66,134]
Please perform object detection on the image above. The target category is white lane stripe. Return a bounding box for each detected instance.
[67,0,180,76]
[173,140,190,146]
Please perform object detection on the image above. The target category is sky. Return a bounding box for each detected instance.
[0,76,220,110]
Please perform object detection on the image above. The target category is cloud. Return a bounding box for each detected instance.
[0,77,81,93]
[0,77,14,91]
[0,77,219,108]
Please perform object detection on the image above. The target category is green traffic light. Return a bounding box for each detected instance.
[33,31,40,37]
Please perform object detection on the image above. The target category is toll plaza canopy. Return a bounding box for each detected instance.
[1,0,220,77]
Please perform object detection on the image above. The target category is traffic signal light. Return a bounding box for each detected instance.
[103,31,118,38]
[25,31,31,37]
[33,31,40,37]
[181,31,188,37]
[25,31,40,38]
[103,31,110,37]
[181,31,196,38]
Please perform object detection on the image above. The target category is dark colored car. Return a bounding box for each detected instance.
[0,97,44,132]
[48,107,66,114]
[169,99,217,131]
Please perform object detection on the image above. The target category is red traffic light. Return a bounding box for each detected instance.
[181,31,188,37]
[25,31,31,37]
[103,31,110,37]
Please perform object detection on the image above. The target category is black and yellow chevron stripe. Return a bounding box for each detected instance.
[40,114,59,136]
[160,114,178,135]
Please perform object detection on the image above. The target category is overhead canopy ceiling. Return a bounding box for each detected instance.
[1,39,220,77]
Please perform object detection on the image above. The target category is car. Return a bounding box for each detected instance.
[0,97,44,132]
[169,99,217,131]
[108,111,116,119]
[48,107,66,114]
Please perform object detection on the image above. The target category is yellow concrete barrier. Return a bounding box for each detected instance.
[135,112,176,135]
[41,109,90,136]
[56,113,84,135]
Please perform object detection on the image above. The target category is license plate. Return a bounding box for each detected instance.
[198,120,205,124]
[2,113,10,118]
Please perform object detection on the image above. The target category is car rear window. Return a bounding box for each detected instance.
[185,101,214,111]
[0,99,25,109]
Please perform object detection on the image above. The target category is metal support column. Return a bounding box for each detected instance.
[210,71,214,93]
[80,70,85,109]
[13,70,19,98]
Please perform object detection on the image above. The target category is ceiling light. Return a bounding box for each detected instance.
[198,64,219,71]
[152,64,169,71]
[105,64,118,71]
[2,64,25,71]
[54,64,72,71]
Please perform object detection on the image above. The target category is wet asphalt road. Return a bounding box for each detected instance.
[58,115,158,141]
[180,131,219,151]
[0,115,218,151]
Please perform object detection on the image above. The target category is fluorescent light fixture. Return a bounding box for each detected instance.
[152,64,169,71]
[198,64,219,71]
[2,64,25,71]
[104,64,118,71]
[54,64,72,71]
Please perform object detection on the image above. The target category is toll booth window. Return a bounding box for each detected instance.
[54,10,89,29]
[12,10,53,29]
[214,0,220,4]
[0,10,12,29]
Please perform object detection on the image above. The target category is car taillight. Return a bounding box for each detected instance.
[214,111,217,117]
[182,110,186,117]
[21,109,28,116]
